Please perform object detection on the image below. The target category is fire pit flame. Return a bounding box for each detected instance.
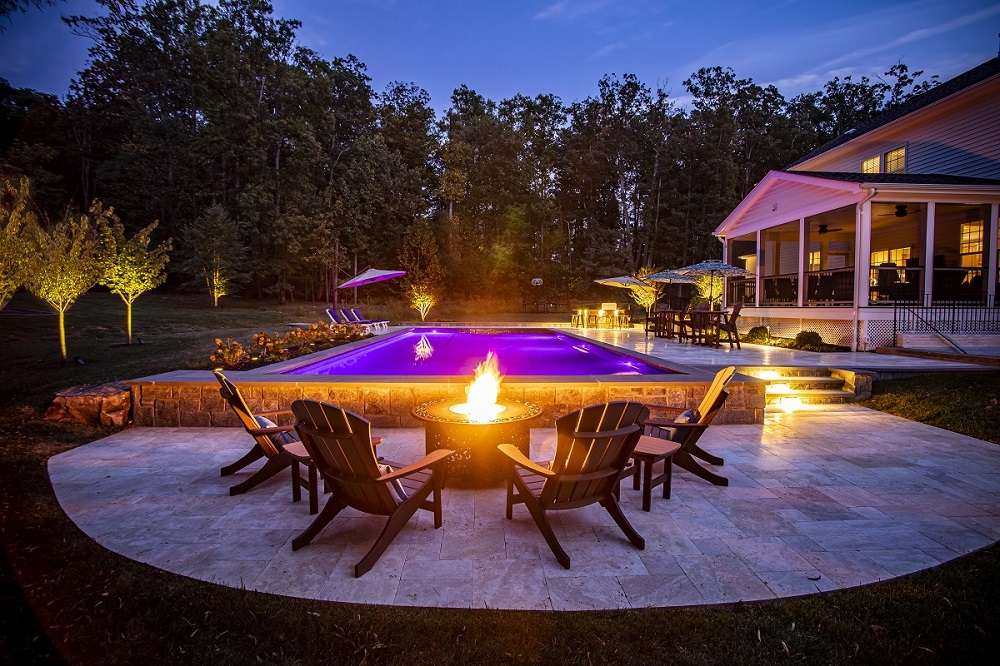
[450,351,507,423]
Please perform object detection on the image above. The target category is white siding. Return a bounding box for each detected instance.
[794,77,1000,178]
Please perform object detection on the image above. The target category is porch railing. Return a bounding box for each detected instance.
[726,277,756,306]
[805,267,854,306]
[760,273,798,306]
[892,296,1000,350]
[869,266,922,305]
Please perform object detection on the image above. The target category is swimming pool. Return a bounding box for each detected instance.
[282,328,679,377]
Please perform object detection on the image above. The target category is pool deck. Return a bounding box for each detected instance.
[571,327,992,372]
[50,406,1000,610]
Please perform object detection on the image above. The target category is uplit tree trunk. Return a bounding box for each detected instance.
[126,298,133,345]
[58,309,67,362]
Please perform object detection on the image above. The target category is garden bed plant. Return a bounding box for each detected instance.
[209,321,368,370]
[743,327,848,353]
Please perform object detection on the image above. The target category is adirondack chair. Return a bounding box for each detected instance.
[499,401,650,569]
[214,370,319,513]
[289,400,453,577]
[717,304,742,349]
[640,366,736,489]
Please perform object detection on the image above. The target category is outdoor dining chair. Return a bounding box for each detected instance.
[289,400,453,577]
[717,304,742,349]
[499,401,649,569]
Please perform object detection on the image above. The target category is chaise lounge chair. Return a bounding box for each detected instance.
[346,307,389,332]
[499,401,649,569]
[636,366,736,494]
[289,399,452,576]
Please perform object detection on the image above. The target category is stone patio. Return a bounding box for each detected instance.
[50,406,1000,610]
[574,327,990,371]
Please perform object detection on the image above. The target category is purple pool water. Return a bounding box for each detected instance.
[283,328,677,377]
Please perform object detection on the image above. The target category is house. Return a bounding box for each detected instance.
[716,57,1000,351]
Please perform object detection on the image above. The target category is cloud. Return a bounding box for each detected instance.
[534,0,610,21]
[818,3,1000,69]
[588,40,625,59]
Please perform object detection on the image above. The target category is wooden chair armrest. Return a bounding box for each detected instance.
[257,409,293,419]
[247,424,295,437]
[572,424,640,440]
[372,435,383,446]
[646,422,709,434]
[378,449,453,482]
[497,444,555,477]
[642,413,687,427]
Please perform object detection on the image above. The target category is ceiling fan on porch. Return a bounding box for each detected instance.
[816,223,844,234]
[874,204,910,218]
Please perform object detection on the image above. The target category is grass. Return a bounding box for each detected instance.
[3,291,1000,663]
[862,372,1000,445]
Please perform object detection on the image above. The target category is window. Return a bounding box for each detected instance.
[808,250,821,271]
[959,221,983,268]
[884,146,906,173]
[870,247,912,285]
[861,154,880,174]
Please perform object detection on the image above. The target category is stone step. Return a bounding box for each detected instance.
[767,376,846,391]
[741,367,833,379]
[765,388,855,405]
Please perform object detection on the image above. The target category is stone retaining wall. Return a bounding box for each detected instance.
[129,377,765,427]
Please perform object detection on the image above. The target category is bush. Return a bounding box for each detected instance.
[794,330,823,348]
[745,325,769,343]
[211,321,367,370]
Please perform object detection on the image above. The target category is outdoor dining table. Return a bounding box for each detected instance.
[653,309,727,347]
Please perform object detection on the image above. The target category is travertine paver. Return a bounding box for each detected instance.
[49,407,1000,610]
[574,327,989,370]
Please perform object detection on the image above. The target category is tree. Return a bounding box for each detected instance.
[0,176,36,309]
[99,216,172,344]
[408,283,437,321]
[626,266,664,318]
[399,218,443,321]
[179,204,247,307]
[26,205,104,362]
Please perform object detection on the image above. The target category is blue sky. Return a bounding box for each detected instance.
[2,0,998,110]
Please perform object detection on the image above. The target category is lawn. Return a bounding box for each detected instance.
[862,372,1000,445]
[3,292,1000,663]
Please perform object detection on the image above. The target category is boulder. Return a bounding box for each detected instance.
[45,383,131,428]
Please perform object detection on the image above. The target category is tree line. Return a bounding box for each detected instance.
[0,0,940,307]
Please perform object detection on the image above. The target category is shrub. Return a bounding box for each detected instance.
[212,321,367,370]
[794,330,823,348]
[745,325,769,343]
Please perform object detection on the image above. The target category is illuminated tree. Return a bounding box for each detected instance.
[626,266,664,318]
[26,206,103,362]
[179,205,247,307]
[99,215,172,344]
[409,283,437,321]
[399,219,443,321]
[693,274,724,309]
[0,176,37,310]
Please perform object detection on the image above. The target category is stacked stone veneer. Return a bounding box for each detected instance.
[129,377,765,428]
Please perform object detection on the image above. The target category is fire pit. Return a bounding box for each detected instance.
[411,352,542,487]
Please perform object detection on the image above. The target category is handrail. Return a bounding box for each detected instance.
[893,301,968,354]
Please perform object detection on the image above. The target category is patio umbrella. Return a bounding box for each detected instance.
[337,268,407,290]
[645,270,697,285]
[671,260,753,307]
[593,275,647,288]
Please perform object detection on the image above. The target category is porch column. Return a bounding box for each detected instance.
[854,199,872,308]
[721,237,728,308]
[755,229,762,307]
[923,202,936,306]
[797,217,806,307]
[988,203,998,307]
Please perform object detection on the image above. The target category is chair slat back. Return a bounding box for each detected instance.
[696,366,736,422]
[543,401,649,506]
[339,308,359,323]
[291,400,397,515]
[213,370,279,458]
[326,308,347,324]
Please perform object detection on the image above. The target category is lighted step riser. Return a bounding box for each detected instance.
[773,379,845,391]
[744,368,833,378]
[766,394,852,405]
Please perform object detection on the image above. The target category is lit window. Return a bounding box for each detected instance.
[808,250,821,271]
[884,147,906,173]
[959,221,983,268]
[870,247,912,285]
[861,155,880,173]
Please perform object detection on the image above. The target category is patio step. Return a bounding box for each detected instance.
[766,375,845,390]
[765,388,855,405]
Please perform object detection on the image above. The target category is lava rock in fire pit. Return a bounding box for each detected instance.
[45,382,131,427]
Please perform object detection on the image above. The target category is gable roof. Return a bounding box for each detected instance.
[788,170,1000,186]
[789,57,1000,167]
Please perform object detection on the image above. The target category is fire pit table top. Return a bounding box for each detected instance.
[411,398,543,425]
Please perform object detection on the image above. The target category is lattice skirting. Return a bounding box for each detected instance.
[738,317,855,348]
